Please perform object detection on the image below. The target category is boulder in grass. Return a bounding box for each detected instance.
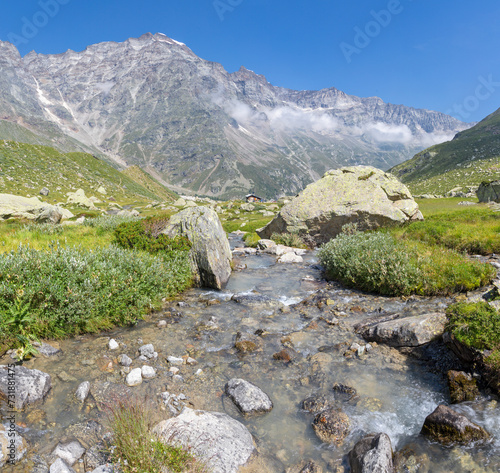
[257,166,423,246]
[153,408,255,473]
[162,207,232,289]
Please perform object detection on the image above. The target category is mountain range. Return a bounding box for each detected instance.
[0,33,471,199]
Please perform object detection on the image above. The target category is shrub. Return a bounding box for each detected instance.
[446,302,500,351]
[270,232,308,249]
[114,217,191,256]
[21,222,64,236]
[318,229,495,296]
[83,214,141,233]
[109,402,209,473]
[0,244,192,348]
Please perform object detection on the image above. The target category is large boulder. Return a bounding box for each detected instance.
[153,408,255,473]
[355,313,447,347]
[257,166,423,245]
[66,189,96,209]
[0,365,52,410]
[476,180,500,203]
[0,193,62,222]
[162,207,232,289]
[420,404,490,444]
[349,433,394,473]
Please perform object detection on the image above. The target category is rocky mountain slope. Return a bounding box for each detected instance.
[391,107,500,195]
[0,33,470,199]
[0,140,172,203]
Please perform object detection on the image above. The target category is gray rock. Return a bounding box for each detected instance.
[36,206,62,224]
[257,239,276,250]
[356,312,446,347]
[162,207,232,289]
[66,189,96,209]
[125,368,142,386]
[0,424,28,467]
[257,166,423,245]
[75,381,90,402]
[278,252,304,263]
[139,344,155,358]
[49,458,76,473]
[0,365,51,410]
[167,356,184,365]
[108,339,119,350]
[153,408,255,473]
[421,404,490,444]
[349,433,394,473]
[118,354,132,367]
[141,365,156,379]
[40,187,50,196]
[37,342,61,357]
[52,440,85,466]
[225,378,273,415]
[477,180,500,203]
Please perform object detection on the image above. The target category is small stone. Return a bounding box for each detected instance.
[40,187,50,196]
[75,381,90,402]
[273,348,296,363]
[108,339,119,350]
[195,368,203,376]
[49,458,76,473]
[312,408,350,445]
[169,367,180,375]
[137,355,148,361]
[52,440,85,466]
[172,374,184,383]
[139,344,155,359]
[37,342,61,357]
[225,378,273,415]
[58,371,77,382]
[278,252,304,264]
[186,357,198,365]
[126,368,143,387]
[118,354,132,367]
[141,365,156,379]
[157,320,167,328]
[167,356,184,365]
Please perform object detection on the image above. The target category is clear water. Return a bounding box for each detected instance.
[1,235,499,472]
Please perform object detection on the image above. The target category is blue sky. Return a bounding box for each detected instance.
[1,0,499,123]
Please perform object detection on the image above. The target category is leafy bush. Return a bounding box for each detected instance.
[0,244,192,347]
[318,229,495,296]
[114,217,191,256]
[109,402,210,473]
[270,232,307,249]
[83,214,141,233]
[21,222,64,236]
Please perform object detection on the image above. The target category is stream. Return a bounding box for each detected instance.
[2,233,500,472]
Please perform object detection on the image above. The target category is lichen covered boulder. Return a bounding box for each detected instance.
[0,193,62,222]
[162,206,232,289]
[257,166,423,245]
[476,180,500,203]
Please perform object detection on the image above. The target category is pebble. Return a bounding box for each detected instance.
[169,367,180,375]
[186,357,198,365]
[195,368,203,376]
[157,320,167,328]
[118,354,132,367]
[75,381,90,402]
[126,368,143,386]
[167,356,184,365]
[141,365,156,379]
[108,339,119,350]
[139,344,155,359]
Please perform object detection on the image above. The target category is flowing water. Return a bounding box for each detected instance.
[2,234,500,472]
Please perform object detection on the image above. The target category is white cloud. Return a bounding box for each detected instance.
[362,122,413,144]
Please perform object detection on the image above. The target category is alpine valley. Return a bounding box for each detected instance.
[0,32,471,199]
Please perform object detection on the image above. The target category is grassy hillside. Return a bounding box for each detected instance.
[391,108,500,194]
[0,140,164,204]
[122,165,178,202]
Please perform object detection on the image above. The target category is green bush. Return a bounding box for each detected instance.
[446,302,500,351]
[318,229,495,296]
[0,244,192,347]
[270,232,308,249]
[83,214,141,233]
[114,217,191,255]
[21,222,64,236]
[109,402,210,473]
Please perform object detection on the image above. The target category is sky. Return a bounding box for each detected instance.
[1,0,499,123]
